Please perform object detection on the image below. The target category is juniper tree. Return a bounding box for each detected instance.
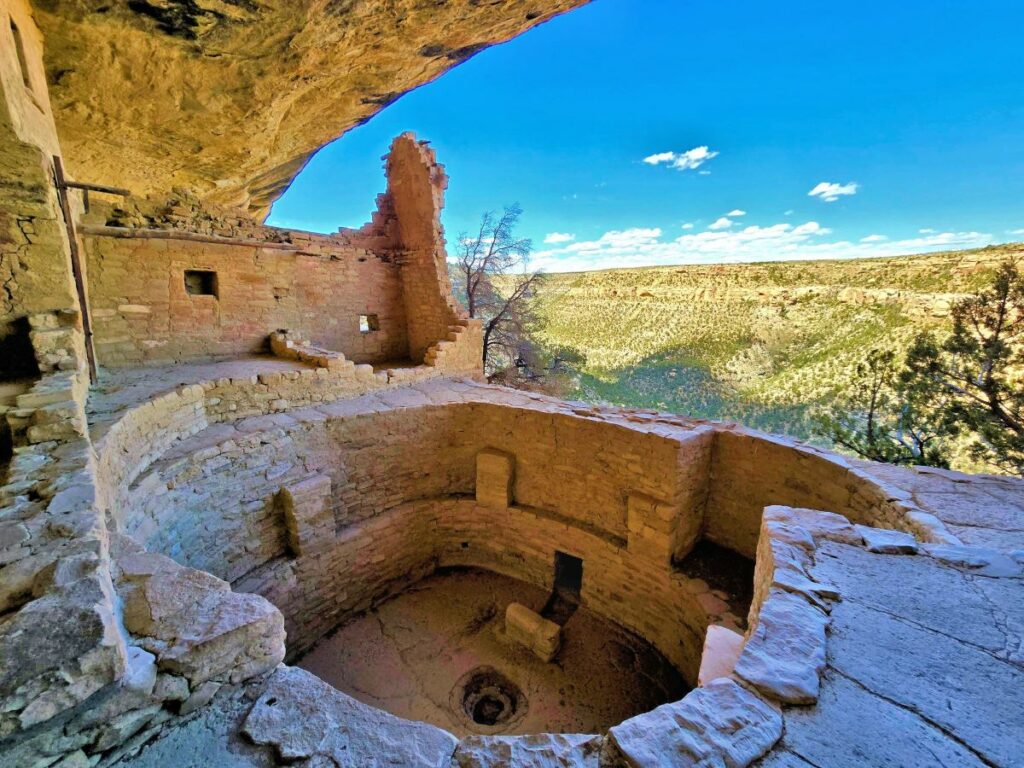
[814,348,954,468]
[903,260,1023,474]
[817,260,1023,475]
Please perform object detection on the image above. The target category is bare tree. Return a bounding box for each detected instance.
[453,204,544,375]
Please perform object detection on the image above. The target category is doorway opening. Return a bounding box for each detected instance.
[543,551,583,626]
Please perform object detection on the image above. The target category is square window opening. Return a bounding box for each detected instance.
[359,313,380,333]
[184,270,218,297]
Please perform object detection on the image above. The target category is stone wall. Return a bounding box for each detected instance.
[385,134,470,362]
[90,381,955,694]
[82,229,409,366]
[75,132,478,371]
[707,430,952,558]
[0,0,78,378]
[107,399,714,582]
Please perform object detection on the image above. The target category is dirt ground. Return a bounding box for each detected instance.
[297,567,689,737]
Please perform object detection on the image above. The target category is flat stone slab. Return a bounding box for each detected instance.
[825,598,1024,766]
[608,679,781,767]
[243,666,458,767]
[452,733,602,767]
[776,540,1024,767]
[855,525,919,555]
[812,542,1020,661]
[734,590,828,705]
[779,669,991,768]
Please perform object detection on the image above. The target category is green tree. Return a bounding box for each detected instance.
[903,260,1023,474]
[817,260,1023,475]
[814,348,954,467]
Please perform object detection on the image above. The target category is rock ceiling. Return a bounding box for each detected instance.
[33,0,588,218]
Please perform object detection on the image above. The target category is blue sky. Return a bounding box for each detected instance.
[268,0,1024,272]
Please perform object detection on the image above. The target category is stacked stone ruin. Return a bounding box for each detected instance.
[1,2,1021,767]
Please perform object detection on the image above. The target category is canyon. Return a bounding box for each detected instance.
[0,2,1021,767]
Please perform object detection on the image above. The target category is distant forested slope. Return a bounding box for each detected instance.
[531,244,1022,471]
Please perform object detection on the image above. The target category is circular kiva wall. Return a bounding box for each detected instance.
[93,382,931,691]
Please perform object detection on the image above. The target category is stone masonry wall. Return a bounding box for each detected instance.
[85,377,959,679]
[108,401,708,584]
[82,232,409,367]
[76,132,476,371]
[385,134,469,363]
[0,0,78,378]
[95,383,957,693]
[3,363,960,765]
[706,430,953,558]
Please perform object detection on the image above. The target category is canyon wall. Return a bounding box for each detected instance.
[32,0,590,216]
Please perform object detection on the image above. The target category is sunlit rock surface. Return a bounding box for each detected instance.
[34,0,588,216]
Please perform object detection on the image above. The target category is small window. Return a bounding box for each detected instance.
[10,19,33,93]
[184,270,217,297]
[359,313,380,333]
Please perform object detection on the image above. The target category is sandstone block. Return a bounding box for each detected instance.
[117,551,285,687]
[856,524,919,554]
[505,603,562,662]
[608,678,781,767]
[243,666,457,766]
[734,589,828,705]
[626,492,674,563]
[279,474,334,556]
[476,449,514,509]
[453,733,602,767]
[698,625,745,687]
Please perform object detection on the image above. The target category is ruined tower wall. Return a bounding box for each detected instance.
[73,133,476,371]
[384,134,469,363]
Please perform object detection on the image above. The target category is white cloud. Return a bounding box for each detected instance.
[860,234,888,243]
[681,222,695,230]
[708,217,734,231]
[792,222,832,236]
[530,222,992,273]
[1007,228,1024,236]
[543,232,576,244]
[556,227,663,255]
[642,151,676,165]
[643,146,719,172]
[727,209,747,217]
[808,181,858,203]
[698,170,712,176]
[919,228,937,234]
[784,209,795,216]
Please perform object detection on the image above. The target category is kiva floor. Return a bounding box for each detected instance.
[297,567,689,738]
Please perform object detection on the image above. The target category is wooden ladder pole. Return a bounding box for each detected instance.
[52,155,98,384]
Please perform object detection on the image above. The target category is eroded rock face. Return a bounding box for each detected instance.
[243,665,458,767]
[34,0,589,216]
[116,551,286,687]
[452,733,603,767]
[607,678,782,768]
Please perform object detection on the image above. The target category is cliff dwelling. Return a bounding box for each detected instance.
[1,2,1022,767]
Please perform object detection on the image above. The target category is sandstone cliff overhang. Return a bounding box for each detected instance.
[33,0,589,217]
